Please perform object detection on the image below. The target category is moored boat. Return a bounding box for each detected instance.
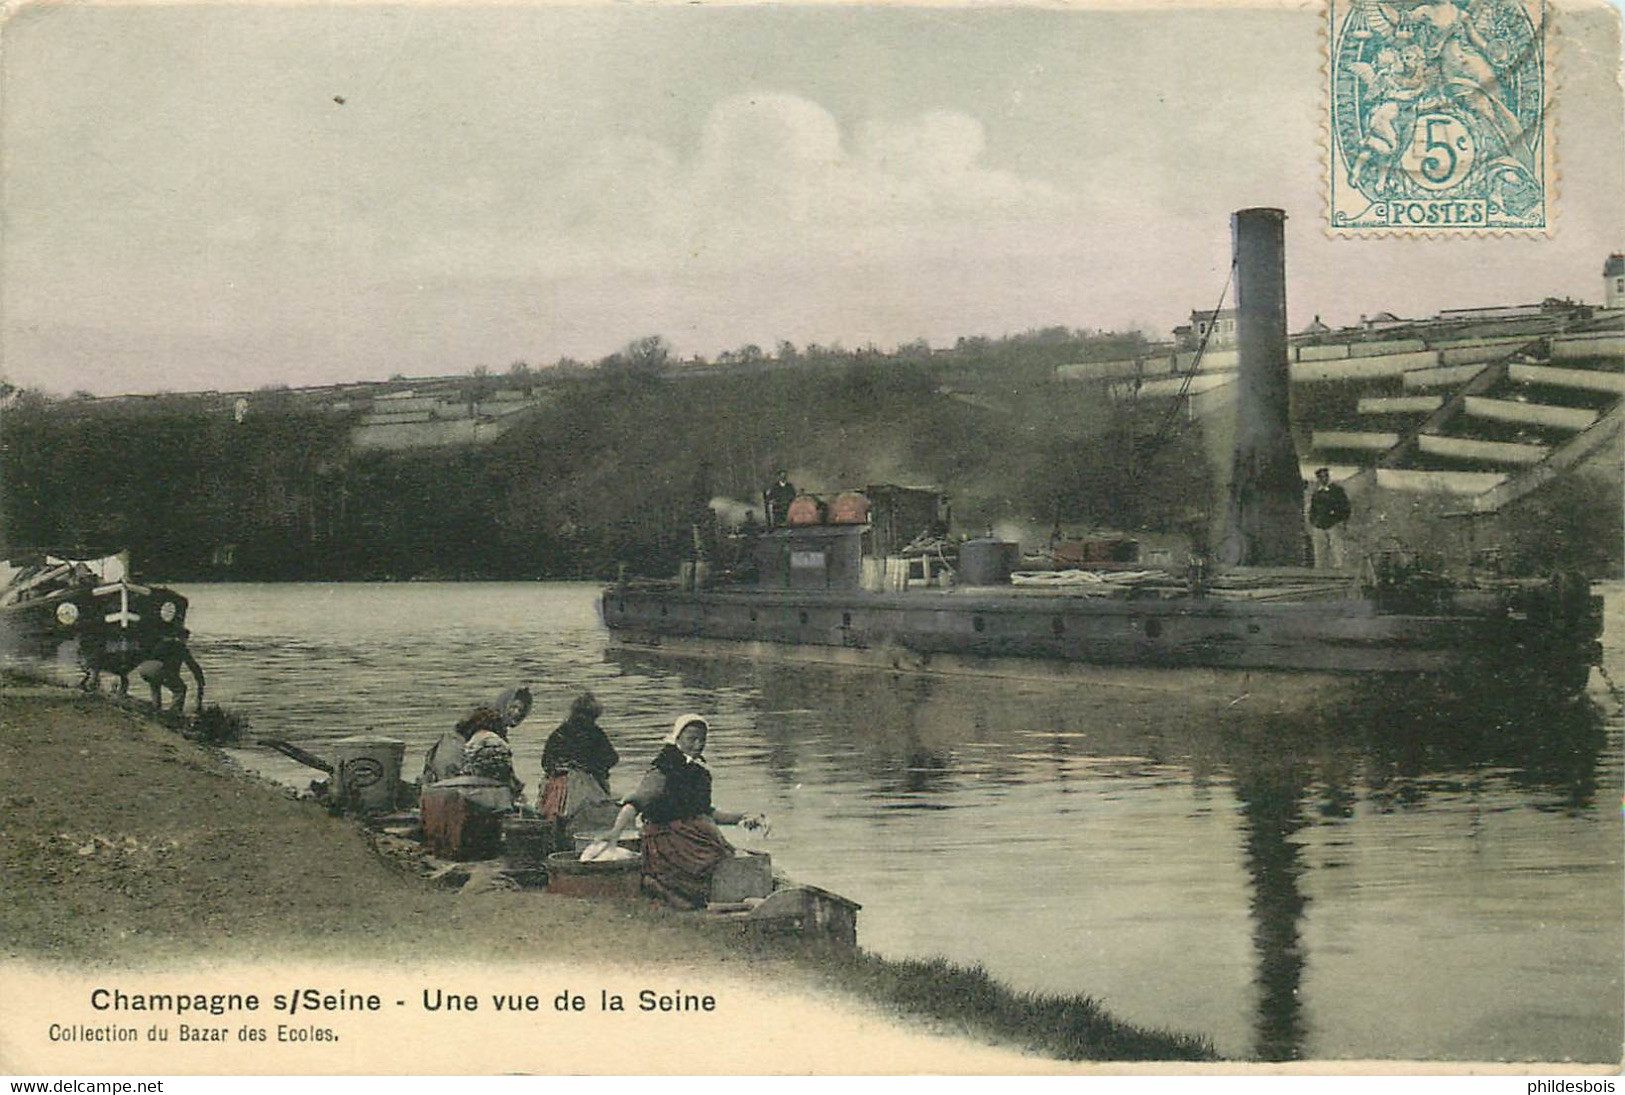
[600,209,1605,698]
[0,549,191,677]
[600,564,1600,695]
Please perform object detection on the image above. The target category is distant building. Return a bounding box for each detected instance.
[1177,307,1237,351]
[1606,253,1625,309]
[1433,304,1546,324]
[1359,311,1411,332]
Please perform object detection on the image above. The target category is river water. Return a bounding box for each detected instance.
[175,580,1621,1063]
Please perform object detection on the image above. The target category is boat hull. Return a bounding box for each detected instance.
[0,576,190,673]
[600,577,1602,695]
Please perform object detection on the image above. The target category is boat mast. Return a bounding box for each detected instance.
[1224,207,1310,567]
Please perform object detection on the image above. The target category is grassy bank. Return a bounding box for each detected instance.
[0,674,1216,1068]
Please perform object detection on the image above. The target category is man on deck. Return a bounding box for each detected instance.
[1307,467,1352,570]
[763,469,796,529]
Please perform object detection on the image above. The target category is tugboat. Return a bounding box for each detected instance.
[600,209,1604,698]
[0,549,190,676]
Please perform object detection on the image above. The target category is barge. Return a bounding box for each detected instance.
[601,209,1604,697]
[0,550,190,677]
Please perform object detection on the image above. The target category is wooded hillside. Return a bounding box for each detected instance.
[0,341,1222,581]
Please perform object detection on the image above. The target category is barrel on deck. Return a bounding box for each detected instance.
[785,495,823,526]
[957,539,1019,586]
[827,492,870,525]
[329,736,405,813]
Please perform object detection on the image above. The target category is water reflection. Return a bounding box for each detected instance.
[1332,682,1609,813]
[612,646,1615,1061]
[1230,748,1311,1062]
[615,644,1611,809]
[1213,691,1609,1061]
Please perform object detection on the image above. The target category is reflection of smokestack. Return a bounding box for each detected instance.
[1224,208,1308,567]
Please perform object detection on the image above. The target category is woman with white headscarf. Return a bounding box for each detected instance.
[589,714,760,909]
[492,685,533,736]
[421,685,531,789]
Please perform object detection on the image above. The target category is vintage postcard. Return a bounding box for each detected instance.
[0,0,1620,1082]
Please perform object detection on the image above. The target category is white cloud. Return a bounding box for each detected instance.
[699,92,845,178]
[405,92,1074,280]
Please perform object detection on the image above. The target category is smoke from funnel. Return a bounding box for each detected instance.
[708,496,760,525]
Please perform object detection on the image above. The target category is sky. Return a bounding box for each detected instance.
[2,0,1621,396]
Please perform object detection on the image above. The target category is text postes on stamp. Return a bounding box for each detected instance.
[1327,0,1549,234]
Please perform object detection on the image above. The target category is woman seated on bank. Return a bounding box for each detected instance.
[587,714,759,909]
[423,687,532,788]
[459,705,526,803]
[539,691,619,826]
[493,684,533,736]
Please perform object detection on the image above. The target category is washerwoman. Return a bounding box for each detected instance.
[589,714,761,909]
[460,705,525,802]
[539,691,619,828]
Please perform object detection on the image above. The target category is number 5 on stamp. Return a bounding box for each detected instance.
[1327,0,1551,233]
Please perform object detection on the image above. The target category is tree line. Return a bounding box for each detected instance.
[0,327,1216,581]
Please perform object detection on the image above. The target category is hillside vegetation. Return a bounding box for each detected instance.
[2,335,1616,581]
[0,345,1221,581]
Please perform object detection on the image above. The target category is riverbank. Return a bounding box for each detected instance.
[0,675,1216,1075]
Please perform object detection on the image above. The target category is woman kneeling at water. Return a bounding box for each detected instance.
[589,714,759,909]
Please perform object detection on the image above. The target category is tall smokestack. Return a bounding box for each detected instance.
[1223,207,1308,567]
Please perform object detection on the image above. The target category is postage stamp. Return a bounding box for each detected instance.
[1327,0,1551,233]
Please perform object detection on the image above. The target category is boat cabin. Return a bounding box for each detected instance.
[753,485,950,591]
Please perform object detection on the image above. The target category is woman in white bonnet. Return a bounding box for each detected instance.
[590,714,761,909]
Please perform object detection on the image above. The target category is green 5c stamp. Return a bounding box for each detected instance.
[1328,0,1550,233]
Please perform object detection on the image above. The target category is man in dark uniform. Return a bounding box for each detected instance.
[1307,467,1352,570]
[763,469,796,529]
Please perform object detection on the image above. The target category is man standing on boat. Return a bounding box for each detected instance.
[763,469,796,529]
[1307,467,1352,570]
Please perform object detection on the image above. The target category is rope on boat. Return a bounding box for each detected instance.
[1011,569,1166,586]
[1139,260,1237,461]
